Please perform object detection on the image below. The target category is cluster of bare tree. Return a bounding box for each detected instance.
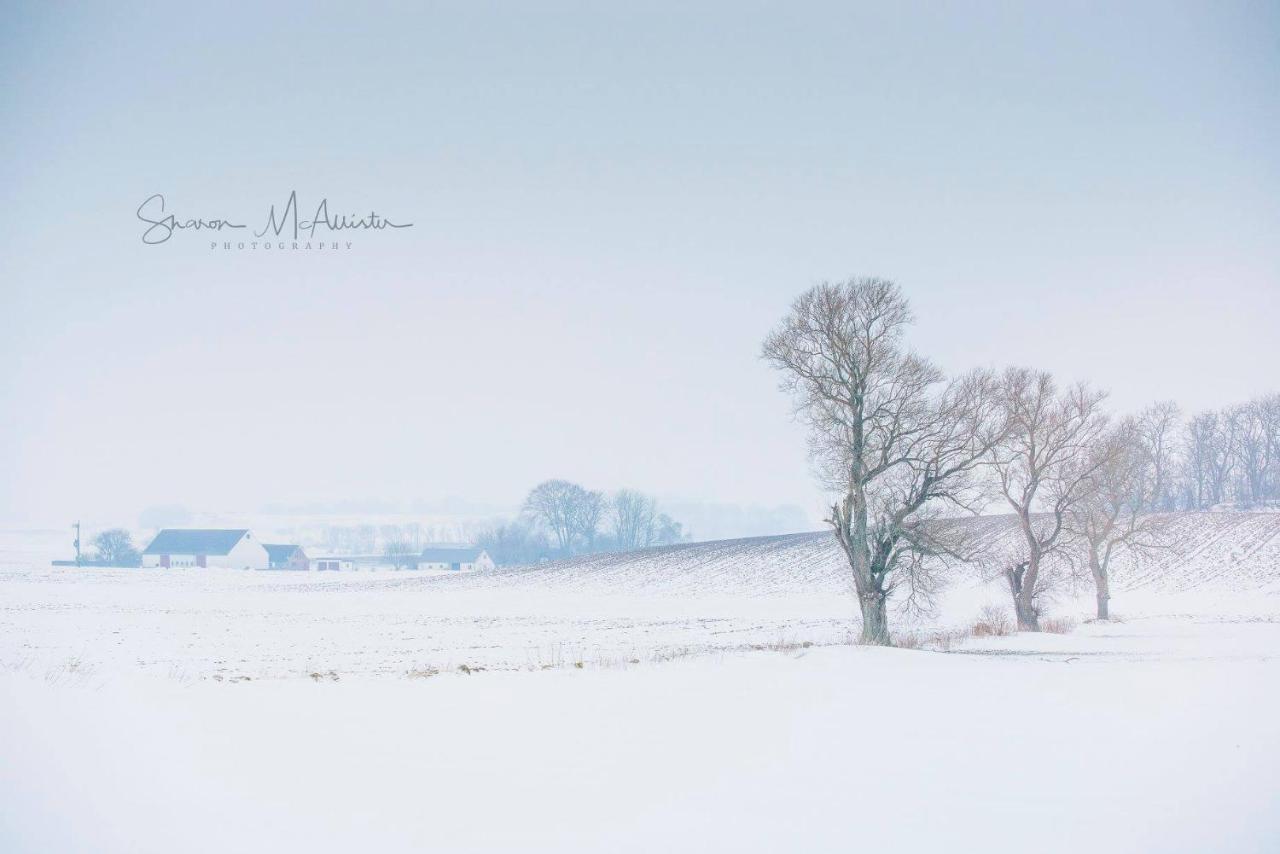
[763,277,1274,645]
[381,538,422,570]
[475,480,686,565]
[1178,396,1280,511]
[323,524,379,554]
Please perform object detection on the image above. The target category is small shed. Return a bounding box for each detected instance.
[263,544,309,570]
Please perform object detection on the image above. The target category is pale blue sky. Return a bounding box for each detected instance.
[1,2,1277,526]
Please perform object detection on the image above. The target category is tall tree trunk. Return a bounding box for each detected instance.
[1013,593,1039,631]
[858,589,890,645]
[1010,513,1043,631]
[1006,560,1040,631]
[1090,550,1110,620]
[832,485,894,647]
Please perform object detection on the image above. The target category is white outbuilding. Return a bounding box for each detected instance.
[418,546,494,572]
[142,529,270,569]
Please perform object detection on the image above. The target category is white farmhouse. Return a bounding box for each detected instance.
[418,546,494,572]
[142,529,270,569]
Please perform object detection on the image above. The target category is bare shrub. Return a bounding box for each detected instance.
[934,629,969,652]
[1042,616,1078,634]
[893,632,924,650]
[972,604,1014,637]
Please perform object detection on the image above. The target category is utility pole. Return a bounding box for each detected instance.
[72,521,81,568]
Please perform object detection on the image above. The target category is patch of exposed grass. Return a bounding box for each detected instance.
[1042,616,1078,634]
[406,666,439,679]
[892,628,970,652]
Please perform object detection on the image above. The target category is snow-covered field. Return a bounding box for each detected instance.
[2,513,1279,852]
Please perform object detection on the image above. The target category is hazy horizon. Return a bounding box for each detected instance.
[2,2,1277,529]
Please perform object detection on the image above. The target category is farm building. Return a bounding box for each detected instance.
[418,546,494,572]
[263,544,309,570]
[312,557,355,571]
[142,529,269,569]
[311,555,392,571]
[309,547,493,572]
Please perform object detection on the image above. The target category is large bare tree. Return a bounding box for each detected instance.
[763,278,1005,645]
[991,368,1108,630]
[1068,418,1162,620]
[523,479,605,556]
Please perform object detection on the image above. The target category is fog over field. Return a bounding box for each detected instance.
[1,3,1277,527]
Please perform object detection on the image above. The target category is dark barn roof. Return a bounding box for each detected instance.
[419,546,484,563]
[263,544,305,562]
[143,529,249,556]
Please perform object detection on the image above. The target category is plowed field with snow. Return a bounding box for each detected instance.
[1,513,1277,682]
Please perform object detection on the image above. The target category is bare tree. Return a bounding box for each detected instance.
[1264,393,1280,504]
[1135,401,1181,511]
[474,519,549,566]
[653,513,685,545]
[383,540,418,570]
[92,529,141,567]
[1234,397,1278,507]
[1068,418,1162,620]
[611,489,658,550]
[575,489,606,552]
[524,480,578,553]
[763,278,1006,645]
[1183,412,1216,509]
[1185,411,1238,508]
[523,480,604,556]
[991,368,1108,630]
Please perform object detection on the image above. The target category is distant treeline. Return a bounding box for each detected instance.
[475,480,687,566]
[1165,395,1280,511]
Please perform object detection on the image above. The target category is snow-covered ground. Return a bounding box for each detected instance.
[2,514,1279,852]
[3,620,1277,853]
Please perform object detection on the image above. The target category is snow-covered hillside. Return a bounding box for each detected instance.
[380,511,1280,598]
